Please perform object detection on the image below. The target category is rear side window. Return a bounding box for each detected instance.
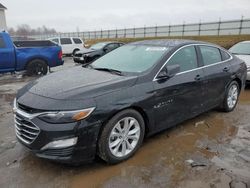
[200,46,222,65]
[73,38,82,44]
[106,43,120,50]
[60,38,72,45]
[0,36,6,48]
[220,50,231,61]
[51,38,59,44]
[167,46,198,72]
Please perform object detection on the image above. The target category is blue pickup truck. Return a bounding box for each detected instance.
[0,31,64,76]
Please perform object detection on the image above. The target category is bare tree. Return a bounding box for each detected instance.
[8,24,57,36]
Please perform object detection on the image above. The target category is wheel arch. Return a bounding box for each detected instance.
[98,106,150,140]
[25,57,48,69]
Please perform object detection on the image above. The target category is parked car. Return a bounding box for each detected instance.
[229,41,250,83]
[13,40,246,164]
[0,32,64,76]
[49,37,85,55]
[73,41,124,64]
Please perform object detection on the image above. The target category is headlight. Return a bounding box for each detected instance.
[38,107,95,124]
[83,53,90,57]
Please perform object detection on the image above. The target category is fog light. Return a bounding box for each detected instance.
[41,137,78,150]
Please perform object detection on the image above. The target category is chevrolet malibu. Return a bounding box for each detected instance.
[13,40,247,164]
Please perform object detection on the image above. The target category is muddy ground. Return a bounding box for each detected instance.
[0,58,249,188]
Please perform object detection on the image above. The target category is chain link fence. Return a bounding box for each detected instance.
[13,18,250,40]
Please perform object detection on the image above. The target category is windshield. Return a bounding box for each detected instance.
[229,43,250,55]
[91,43,107,50]
[91,45,169,73]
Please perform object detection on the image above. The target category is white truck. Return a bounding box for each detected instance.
[49,37,85,56]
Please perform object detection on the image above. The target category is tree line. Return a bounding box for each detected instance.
[8,24,57,36]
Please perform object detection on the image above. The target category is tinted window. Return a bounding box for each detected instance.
[51,38,59,44]
[200,46,222,65]
[73,38,82,44]
[91,42,107,50]
[106,43,119,50]
[220,50,231,61]
[60,38,72,45]
[92,45,169,73]
[167,46,198,72]
[0,36,6,48]
[229,43,250,55]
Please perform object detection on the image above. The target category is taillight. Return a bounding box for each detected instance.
[58,50,63,59]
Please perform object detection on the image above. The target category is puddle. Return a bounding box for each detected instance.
[239,87,250,104]
[70,112,235,188]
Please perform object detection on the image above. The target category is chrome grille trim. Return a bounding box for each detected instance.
[14,110,40,145]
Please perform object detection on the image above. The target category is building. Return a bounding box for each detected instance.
[0,3,7,30]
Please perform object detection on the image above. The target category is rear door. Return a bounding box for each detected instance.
[60,38,73,54]
[153,45,205,130]
[0,35,15,71]
[73,38,83,50]
[197,45,233,108]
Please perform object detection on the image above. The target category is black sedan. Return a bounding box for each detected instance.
[73,41,124,64]
[13,40,247,164]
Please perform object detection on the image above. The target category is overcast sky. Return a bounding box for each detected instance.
[1,0,250,32]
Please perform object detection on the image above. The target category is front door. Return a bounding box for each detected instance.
[153,45,205,130]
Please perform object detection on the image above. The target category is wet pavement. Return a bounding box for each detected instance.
[0,58,250,188]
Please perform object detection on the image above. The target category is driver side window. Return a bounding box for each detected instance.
[167,46,198,72]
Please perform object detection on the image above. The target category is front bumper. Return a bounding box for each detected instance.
[14,108,102,164]
[73,56,85,64]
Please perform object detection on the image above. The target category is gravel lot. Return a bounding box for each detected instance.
[0,57,250,188]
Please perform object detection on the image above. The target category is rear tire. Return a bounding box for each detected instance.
[26,59,48,76]
[221,81,240,112]
[98,109,145,164]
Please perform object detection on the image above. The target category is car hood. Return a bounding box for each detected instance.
[235,54,250,66]
[76,48,98,54]
[16,66,137,110]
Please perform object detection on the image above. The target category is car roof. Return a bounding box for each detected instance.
[130,39,208,47]
[238,41,250,44]
[97,41,123,44]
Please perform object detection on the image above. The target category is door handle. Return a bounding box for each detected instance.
[195,74,201,81]
[223,67,230,72]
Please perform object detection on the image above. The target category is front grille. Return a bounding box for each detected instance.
[41,147,74,157]
[14,113,40,144]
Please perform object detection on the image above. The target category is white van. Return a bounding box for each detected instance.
[49,37,85,55]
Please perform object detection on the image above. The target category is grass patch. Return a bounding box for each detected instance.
[85,35,250,49]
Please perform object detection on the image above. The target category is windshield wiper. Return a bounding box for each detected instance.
[93,67,123,76]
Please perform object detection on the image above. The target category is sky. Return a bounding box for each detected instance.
[1,0,250,32]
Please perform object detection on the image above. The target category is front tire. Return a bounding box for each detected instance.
[26,59,48,76]
[72,49,80,56]
[221,81,240,112]
[98,109,145,164]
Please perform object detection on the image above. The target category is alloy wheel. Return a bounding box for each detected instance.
[227,84,238,109]
[108,117,141,158]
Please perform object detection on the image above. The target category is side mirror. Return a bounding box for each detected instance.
[157,64,180,79]
[103,47,108,52]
